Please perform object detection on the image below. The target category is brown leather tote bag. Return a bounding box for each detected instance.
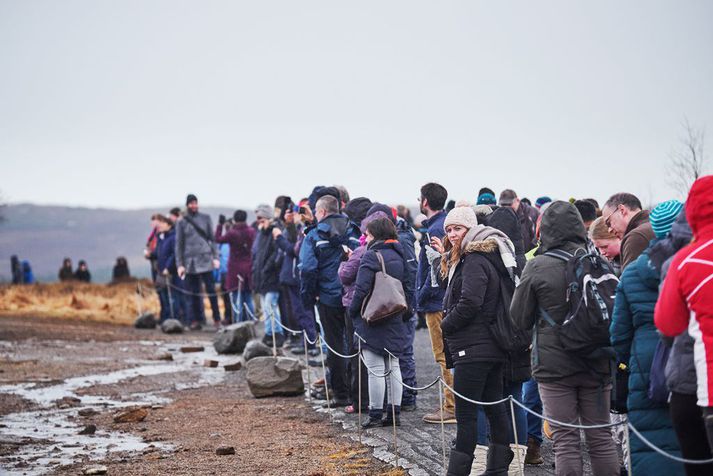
[361,251,407,324]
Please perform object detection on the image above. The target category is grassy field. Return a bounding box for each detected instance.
[0,281,160,325]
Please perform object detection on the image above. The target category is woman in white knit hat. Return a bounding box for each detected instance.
[432,205,518,475]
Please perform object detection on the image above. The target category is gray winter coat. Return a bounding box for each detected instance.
[175,212,218,274]
[510,201,611,382]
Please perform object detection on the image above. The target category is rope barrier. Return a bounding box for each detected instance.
[143,281,704,467]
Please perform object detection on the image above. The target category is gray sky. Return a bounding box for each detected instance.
[1,0,712,210]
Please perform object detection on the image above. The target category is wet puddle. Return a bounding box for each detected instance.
[0,341,231,475]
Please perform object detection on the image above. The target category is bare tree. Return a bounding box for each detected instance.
[667,118,707,197]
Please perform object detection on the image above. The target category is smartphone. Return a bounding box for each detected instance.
[425,232,431,243]
[299,206,307,214]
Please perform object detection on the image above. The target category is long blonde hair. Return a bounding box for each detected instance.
[440,236,463,281]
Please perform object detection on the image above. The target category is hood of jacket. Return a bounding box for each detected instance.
[317,213,351,239]
[648,209,692,273]
[686,175,713,240]
[633,249,662,291]
[539,201,587,253]
[367,239,405,258]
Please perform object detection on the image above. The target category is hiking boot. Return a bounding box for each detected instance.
[477,443,514,476]
[381,407,401,427]
[423,408,457,424]
[446,449,473,476]
[401,402,417,412]
[525,436,543,465]
[361,414,383,429]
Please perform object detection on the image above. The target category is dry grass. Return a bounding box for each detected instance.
[0,281,159,325]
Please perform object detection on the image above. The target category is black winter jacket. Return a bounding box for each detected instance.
[252,227,280,294]
[441,238,508,367]
[511,201,611,383]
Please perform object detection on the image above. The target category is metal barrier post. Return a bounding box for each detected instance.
[268,298,277,357]
[509,397,524,476]
[167,280,175,321]
[136,282,144,316]
[304,332,312,404]
[318,335,332,420]
[439,379,446,471]
[389,354,398,468]
[358,339,363,444]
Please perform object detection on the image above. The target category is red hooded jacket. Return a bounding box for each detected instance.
[655,175,713,406]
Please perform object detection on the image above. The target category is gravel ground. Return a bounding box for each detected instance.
[0,316,399,476]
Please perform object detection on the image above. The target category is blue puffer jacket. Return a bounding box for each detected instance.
[611,247,684,476]
[156,228,177,274]
[348,240,414,357]
[416,211,446,312]
[299,214,361,308]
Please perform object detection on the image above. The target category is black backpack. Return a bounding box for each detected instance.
[538,249,618,361]
[489,277,532,354]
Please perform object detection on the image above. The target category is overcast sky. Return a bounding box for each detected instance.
[1,1,712,210]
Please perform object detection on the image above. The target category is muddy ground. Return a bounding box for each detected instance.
[0,316,399,475]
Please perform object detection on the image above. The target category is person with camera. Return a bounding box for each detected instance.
[252,203,285,347]
[175,194,222,330]
[348,216,414,428]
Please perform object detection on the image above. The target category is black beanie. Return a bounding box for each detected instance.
[186,194,198,205]
[344,197,373,227]
[366,202,396,224]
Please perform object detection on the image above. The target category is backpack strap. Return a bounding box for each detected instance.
[538,306,558,327]
[543,249,573,262]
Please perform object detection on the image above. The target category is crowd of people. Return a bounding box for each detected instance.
[142,177,713,476]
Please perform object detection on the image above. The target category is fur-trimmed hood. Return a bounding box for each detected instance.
[464,238,499,254]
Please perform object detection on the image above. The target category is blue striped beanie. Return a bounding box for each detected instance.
[650,200,684,238]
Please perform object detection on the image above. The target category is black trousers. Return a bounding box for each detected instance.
[185,271,220,324]
[453,361,509,456]
[344,311,368,408]
[319,304,349,401]
[671,392,713,475]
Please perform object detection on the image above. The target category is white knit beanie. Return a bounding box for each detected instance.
[444,206,478,230]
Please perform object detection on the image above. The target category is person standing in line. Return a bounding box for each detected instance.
[348,217,414,428]
[75,260,91,282]
[602,193,655,270]
[175,194,221,330]
[58,257,74,281]
[655,175,713,456]
[416,182,457,424]
[215,210,256,324]
[511,201,619,476]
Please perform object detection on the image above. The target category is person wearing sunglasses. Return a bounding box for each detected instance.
[601,193,655,270]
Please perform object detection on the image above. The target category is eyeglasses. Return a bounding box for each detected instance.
[604,208,621,228]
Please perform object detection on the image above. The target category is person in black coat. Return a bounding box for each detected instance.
[433,206,514,475]
[75,260,91,283]
[349,217,414,428]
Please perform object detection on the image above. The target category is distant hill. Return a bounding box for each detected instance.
[0,204,245,283]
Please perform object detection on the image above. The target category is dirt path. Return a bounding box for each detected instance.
[0,316,398,475]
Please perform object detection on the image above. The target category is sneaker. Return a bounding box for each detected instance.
[422,408,457,424]
[361,415,382,429]
[189,322,202,331]
[290,345,306,355]
[307,347,320,357]
[312,378,326,388]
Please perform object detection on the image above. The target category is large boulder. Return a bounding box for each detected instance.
[246,357,305,398]
[160,319,184,334]
[213,322,255,354]
[134,312,157,329]
[242,340,273,362]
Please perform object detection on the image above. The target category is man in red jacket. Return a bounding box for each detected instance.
[655,175,713,451]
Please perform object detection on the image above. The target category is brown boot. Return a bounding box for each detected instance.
[525,436,543,465]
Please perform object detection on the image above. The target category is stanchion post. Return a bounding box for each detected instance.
[318,335,332,420]
[438,379,446,471]
[389,354,398,468]
[136,282,144,316]
[304,332,312,403]
[167,280,175,321]
[509,397,524,476]
[357,339,362,444]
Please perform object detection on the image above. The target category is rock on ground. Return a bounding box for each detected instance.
[160,318,184,334]
[213,322,255,354]
[113,407,148,423]
[134,312,157,329]
[242,339,273,362]
[246,357,304,398]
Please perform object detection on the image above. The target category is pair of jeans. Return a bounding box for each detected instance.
[260,291,283,336]
[425,311,455,412]
[185,271,221,324]
[400,314,418,407]
[157,275,184,322]
[230,290,255,323]
[523,377,543,443]
[477,381,527,446]
[453,361,510,456]
[539,374,619,476]
[318,304,349,401]
[361,348,402,411]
